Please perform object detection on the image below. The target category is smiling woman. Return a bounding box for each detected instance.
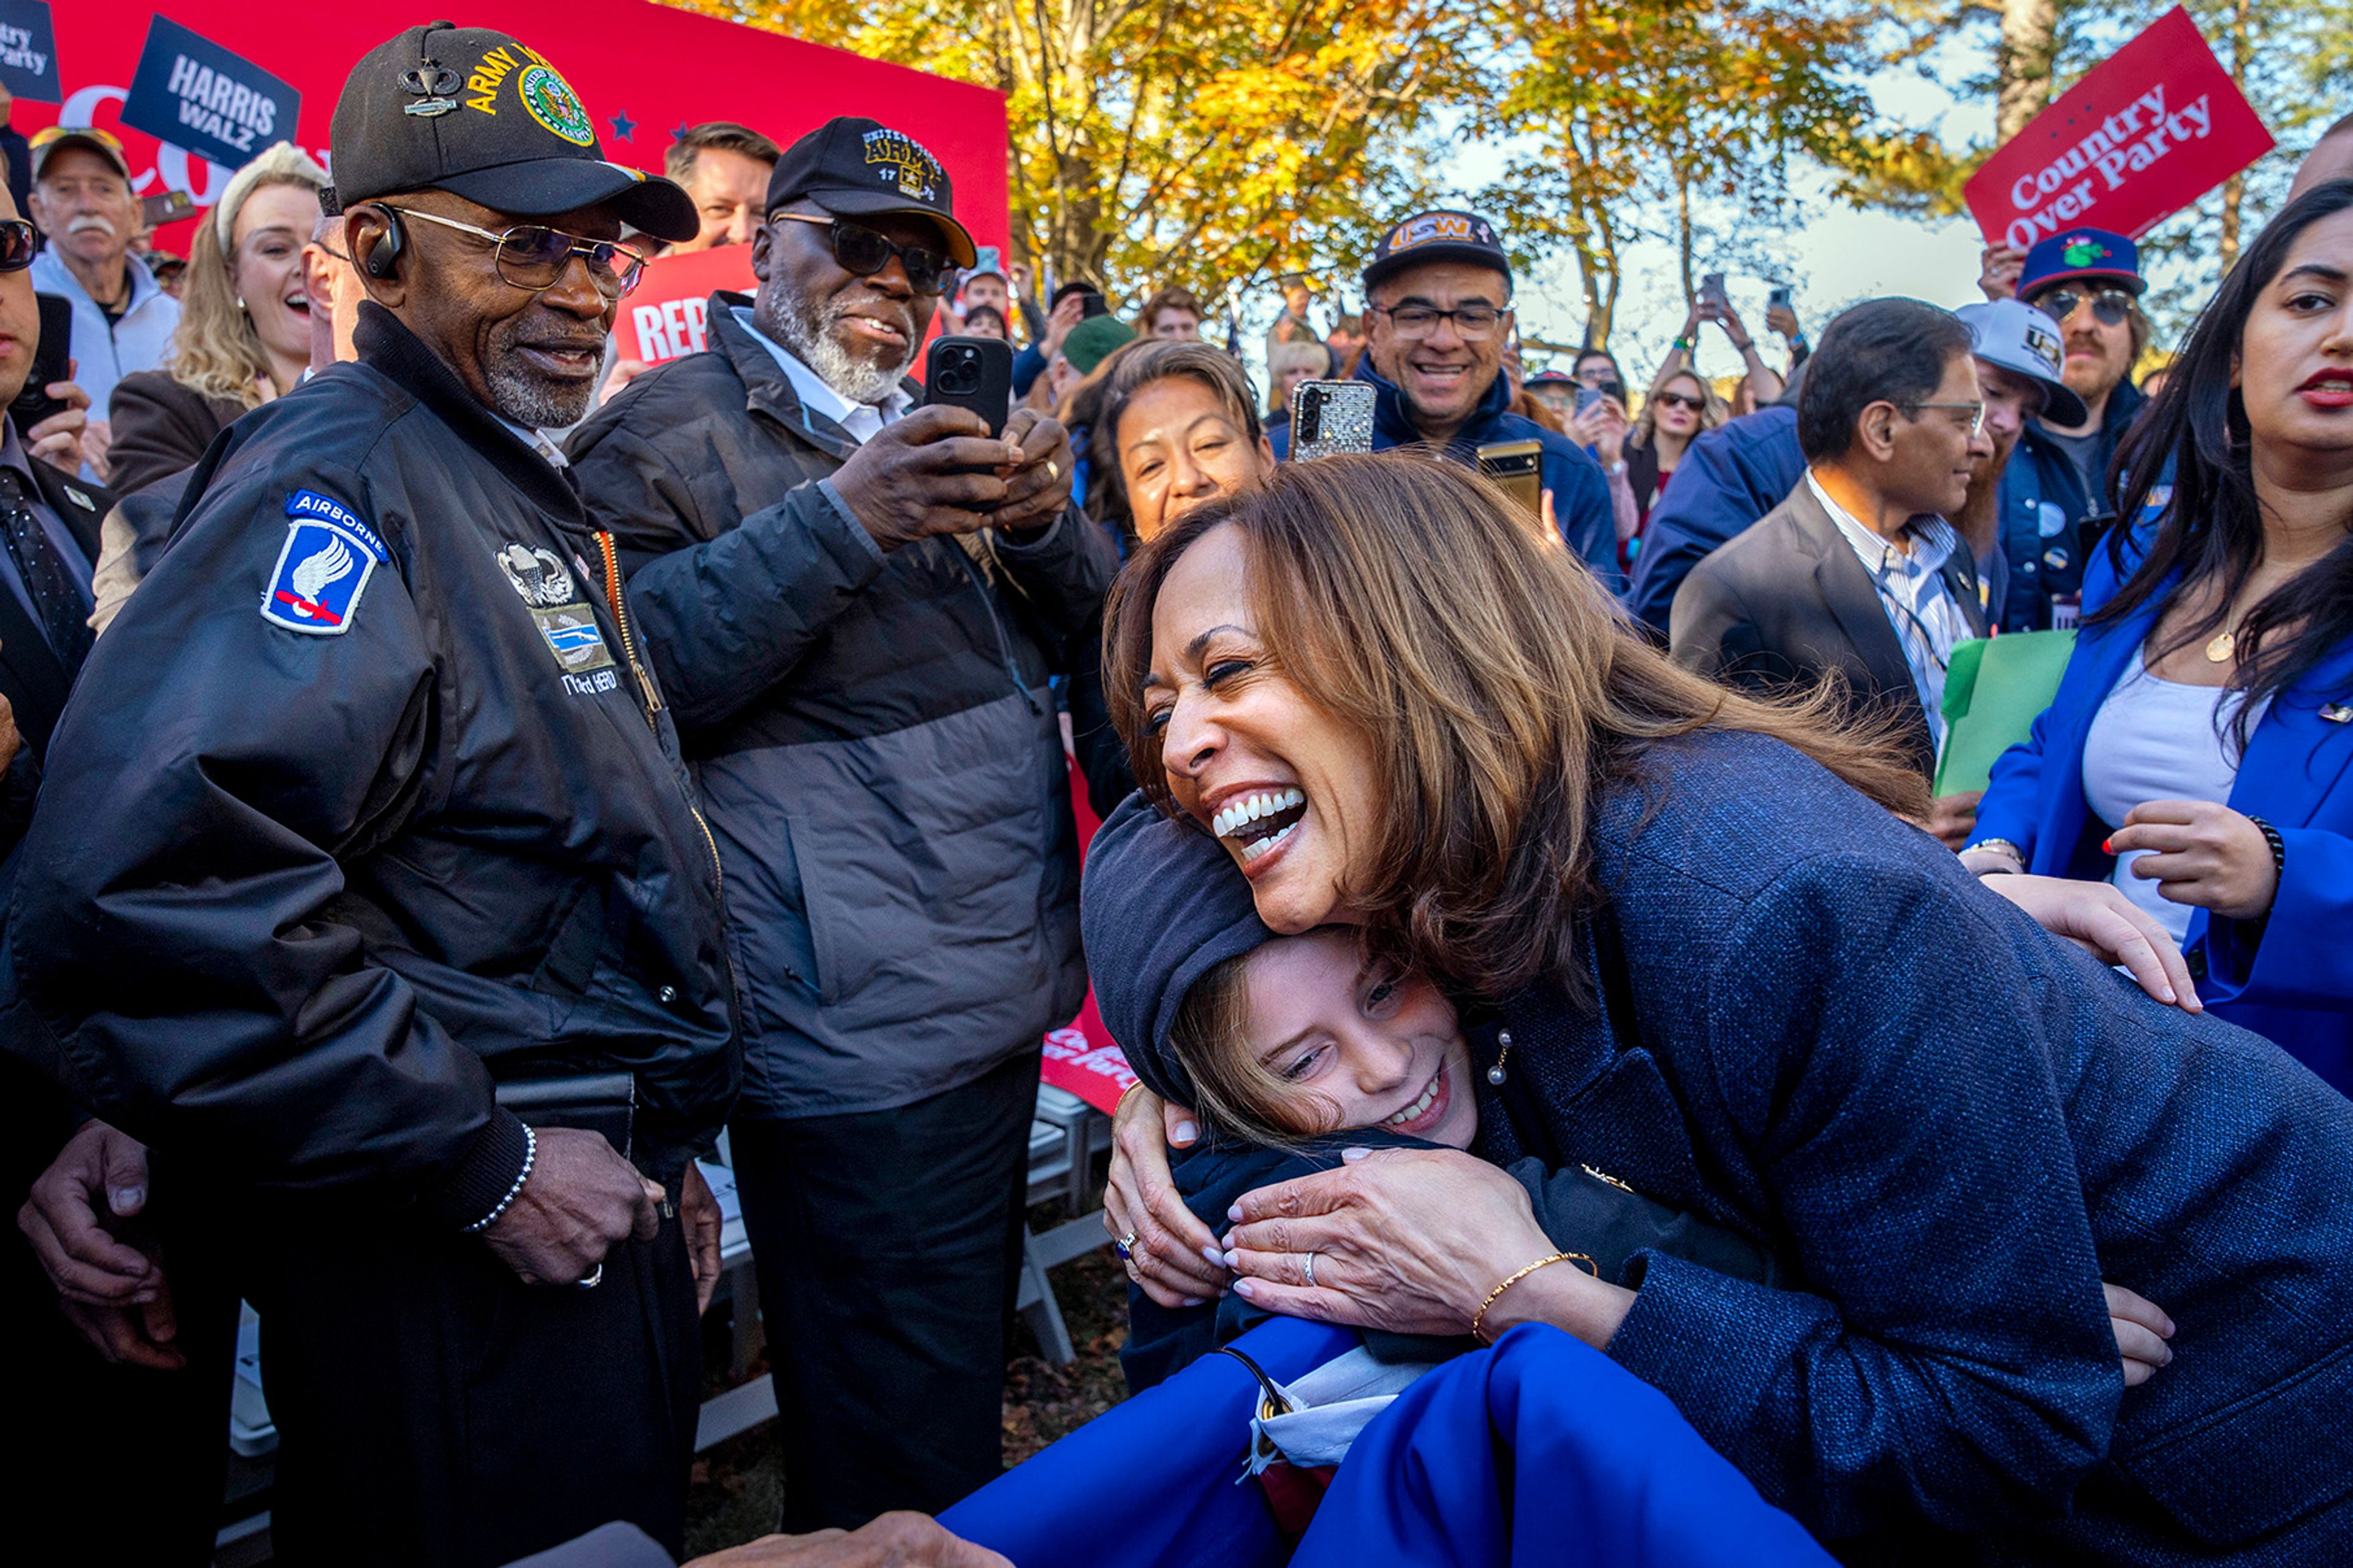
[102,140,327,498]
[1093,448,2353,1561]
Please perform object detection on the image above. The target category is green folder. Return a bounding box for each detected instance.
[1935,629,2076,796]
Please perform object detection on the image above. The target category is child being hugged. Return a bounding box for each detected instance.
[1084,797,1777,1391]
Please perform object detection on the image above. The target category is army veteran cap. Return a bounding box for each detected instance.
[331,22,696,244]
[765,116,977,267]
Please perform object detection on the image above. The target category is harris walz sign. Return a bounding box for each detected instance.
[118,15,298,171]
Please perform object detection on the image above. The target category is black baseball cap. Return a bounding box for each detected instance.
[1362,209,1510,294]
[330,23,696,243]
[765,116,977,267]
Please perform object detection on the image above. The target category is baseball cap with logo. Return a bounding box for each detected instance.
[29,126,133,183]
[2017,227,2145,301]
[1362,209,1510,294]
[330,22,695,243]
[765,116,977,267]
[1958,299,2089,426]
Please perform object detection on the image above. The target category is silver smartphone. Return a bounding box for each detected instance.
[1290,379,1376,461]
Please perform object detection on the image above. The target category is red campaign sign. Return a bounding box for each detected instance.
[612,242,756,365]
[30,0,1009,265]
[1965,6,2273,251]
[1039,751,1138,1116]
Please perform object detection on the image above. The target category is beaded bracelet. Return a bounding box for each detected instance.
[2248,814,2287,883]
[1471,1249,1597,1344]
[464,1123,537,1234]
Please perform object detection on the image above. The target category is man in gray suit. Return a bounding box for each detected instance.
[1670,297,1994,845]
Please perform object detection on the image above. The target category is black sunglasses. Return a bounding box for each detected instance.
[2032,286,2134,328]
[1653,390,1705,412]
[774,213,954,296]
[0,219,34,273]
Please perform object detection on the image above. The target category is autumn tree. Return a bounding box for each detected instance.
[1470,0,1909,346]
[667,0,1482,309]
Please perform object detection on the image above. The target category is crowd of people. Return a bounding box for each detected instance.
[0,15,2350,1566]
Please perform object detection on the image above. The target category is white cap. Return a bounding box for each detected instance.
[1956,299,2088,426]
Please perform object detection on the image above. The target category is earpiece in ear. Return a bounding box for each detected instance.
[365,208,405,281]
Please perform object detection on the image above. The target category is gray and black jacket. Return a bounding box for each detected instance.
[567,294,1113,1118]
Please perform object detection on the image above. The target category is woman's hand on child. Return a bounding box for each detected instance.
[2106,1281,2175,1388]
[1102,1085,1229,1306]
[1218,1147,1612,1341]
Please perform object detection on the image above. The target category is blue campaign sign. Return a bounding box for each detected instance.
[0,0,59,105]
[117,15,298,172]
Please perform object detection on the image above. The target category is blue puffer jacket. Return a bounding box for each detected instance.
[1273,359,1619,592]
[1621,406,1805,633]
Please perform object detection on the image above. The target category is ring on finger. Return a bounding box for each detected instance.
[1302,1251,1318,1289]
[1115,1230,1139,1262]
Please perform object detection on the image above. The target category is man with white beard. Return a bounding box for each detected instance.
[568,116,1114,1532]
[25,127,179,480]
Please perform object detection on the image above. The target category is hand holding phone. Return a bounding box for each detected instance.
[923,335,1014,437]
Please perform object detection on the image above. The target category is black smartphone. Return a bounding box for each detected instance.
[11,294,73,434]
[1075,290,1108,320]
[923,334,1014,437]
[1767,284,1794,311]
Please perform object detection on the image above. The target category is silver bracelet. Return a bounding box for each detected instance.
[1961,838,2026,874]
[464,1123,536,1234]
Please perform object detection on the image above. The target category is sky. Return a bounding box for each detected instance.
[1472,42,1998,387]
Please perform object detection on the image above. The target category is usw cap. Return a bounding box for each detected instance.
[330,22,695,243]
[765,116,976,267]
[1363,209,1510,294]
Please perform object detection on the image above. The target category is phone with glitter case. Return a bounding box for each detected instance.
[1290,380,1376,461]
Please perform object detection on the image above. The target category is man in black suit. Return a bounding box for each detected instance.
[0,178,238,1563]
[1670,298,1993,846]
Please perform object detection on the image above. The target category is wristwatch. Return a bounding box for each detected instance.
[1961,838,2025,874]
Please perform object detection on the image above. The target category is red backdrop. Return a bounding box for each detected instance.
[27,2,1009,260]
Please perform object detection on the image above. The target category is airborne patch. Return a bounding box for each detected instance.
[261,492,388,635]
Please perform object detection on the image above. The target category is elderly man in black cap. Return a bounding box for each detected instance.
[569,117,1113,1530]
[7,25,798,1565]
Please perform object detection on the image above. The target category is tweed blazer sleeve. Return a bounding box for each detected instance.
[1601,850,2121,1541]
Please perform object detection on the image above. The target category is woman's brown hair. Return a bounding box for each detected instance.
[1165,952,1332,1149]
[1102,452,1927,1002]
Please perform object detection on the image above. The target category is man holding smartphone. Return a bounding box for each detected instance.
[1286,208,1618,587]
[569,115,1115,1531]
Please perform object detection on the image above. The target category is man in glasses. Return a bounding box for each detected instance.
[2010,228,2149,523]
[7,24,744,1561]
[1300,208,1616,588]
[25,127,177,482]
[569,116,1113,1531]
[1670,298,1994,816]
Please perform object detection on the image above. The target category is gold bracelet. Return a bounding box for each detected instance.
[1470,1249,1597,1344]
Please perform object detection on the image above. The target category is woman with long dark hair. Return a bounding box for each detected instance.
[1092,446,2353,1561]
[1966,180,2353,1091]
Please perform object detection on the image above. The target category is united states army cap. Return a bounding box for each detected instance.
[330,22,695,243]
[765,116,977,267]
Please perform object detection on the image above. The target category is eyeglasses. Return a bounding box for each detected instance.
[773,213,954,297]
[1368,302,1509,340]
[0,220,34,273]
[2031,286,2134,328]
[1653,390,1704,412]
[382,206,651,299]
[1908,400,1988,437]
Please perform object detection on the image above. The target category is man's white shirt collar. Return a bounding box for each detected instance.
[732,306,912,444]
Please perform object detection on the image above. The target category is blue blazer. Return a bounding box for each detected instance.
[1974,537,2353,1092]
[1471,729,2353,1561]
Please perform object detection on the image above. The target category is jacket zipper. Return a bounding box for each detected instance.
[949,542,1044,718]
[595,529,724,901]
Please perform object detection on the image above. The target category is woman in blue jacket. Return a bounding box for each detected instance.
[1966,181,2353,1093]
